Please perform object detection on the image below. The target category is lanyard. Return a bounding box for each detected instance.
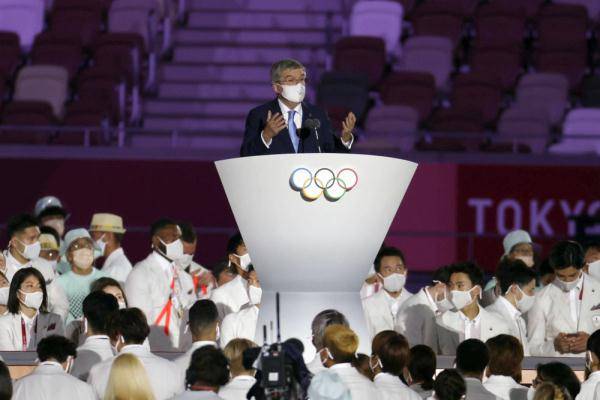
[154,277,175,336]
[21,316,38,351]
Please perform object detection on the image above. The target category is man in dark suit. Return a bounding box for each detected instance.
[240,59,356,157]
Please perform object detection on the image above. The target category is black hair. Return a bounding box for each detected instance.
[456,339,489,375]
[37,335,76,363]
[549,241,585,271]
[90,277,128,306]
[496,261,538,294]
[537,362,581,399]
[226,233,244,255]
[37,206,67,221]
[188,300,218,337]
[82,291,119,334]
[448,262,484,287]
[186,346,230,388]
[584,240,600,254]
[107,308,150,344]
[39,226,60,246]
[374,246,406,273]
[7,268,48,314]
[409,345,436,391]
[432,265,451,284]
[588,330,600,359]
[212,261,236,281]
[7,214,38,239]
[0,361,12,400]
[179,221,197,244]
[434,369,466,400]
[539,258,554,277]
[150,218,178,237]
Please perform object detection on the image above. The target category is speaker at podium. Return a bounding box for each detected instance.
[215,154,417,359]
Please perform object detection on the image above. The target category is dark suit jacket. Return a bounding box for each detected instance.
[240,98,351,157]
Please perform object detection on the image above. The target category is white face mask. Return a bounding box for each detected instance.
[248,285,262,305]
[44,219,65,237]
[158,238,184,262]
[95,235,107,257]
[369,356,382,372]
[378,272,406,293]
[450,286,478,310]
[516,255,534,268]
[73,248,94,270]
[118,301,127,310]
[554,272,581,292]
[215,324,221,342]
[435,291,454,312]
[0,287,9,305]
[527,387,535,400]
[233,253,252,271]
[588,260,600,280]
[64,356,73,373]
[280,82,305,103]
[514,285,535,313]
[175,254,194,269]
[320,347,334,366]
[586,350,594,371]
[19,289,44,310]
[15,239,41,260]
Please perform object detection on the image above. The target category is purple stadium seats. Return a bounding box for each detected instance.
[489,106,550,154]
[31,32,84,80]
[515,73,569,125]
[470,47,523,91]
[473,14,526,49]
[0,0,44,50]
[365,104,419,151]
[13,65,69,119]
[76,66,124,125]
[536,4,588,51]
[378,71,436,121]
[451,73,504,125]
[349,1,404,56]
[549,108,600,154]
[49,0,103,48]
[333,36,387,87]
[418,107,485,151]
[0,101,55,144]
[535,48,588,91]
[57,100,108,145]
[412,2,464,45]
[317,71,370,123]
[398,36,454,89]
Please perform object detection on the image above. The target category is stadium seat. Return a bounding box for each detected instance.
[57,100,109,145]
[451,73,504,125]
[317,72,370,123]
[0,0,45,50]
[378,71,436,121]
[515,73,569,125]
[536,4,588,51]
[76,66,126,126]
[418,107,485,151]
[49,0,103,48]
[549,108,600,154]
[364,104,418,151]
[13,65,69,119]
[412,0,478,19]
[475,0,528,19]
[333,36,387,87]
[490,106,550,154]
[349,1,404,56]
[109,0,161,52]
[534,48,588,91]
[412,2,464,45]
[31,32,84,80]
[554,0,600,20]
[0,31,20,79]
[469,47,523,91]
[473,14,526,50]
[398,36,454,89]
[0,101,55,144]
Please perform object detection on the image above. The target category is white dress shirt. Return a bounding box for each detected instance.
[13,361,96,400]
[329,363,379,400]
[70,335,115,381]
[568,276,584,327]
[218,375,257,400]
[458,309,482,341]
[101,247,133,284]
[576,371,600,400]
[174,340,218,372]
[483,375,528,400]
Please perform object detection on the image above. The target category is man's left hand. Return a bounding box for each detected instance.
[341,112,356,142]
[568,332,590,353]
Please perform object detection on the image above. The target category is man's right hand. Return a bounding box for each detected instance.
[262,110,286,142]
[554,333,571,354]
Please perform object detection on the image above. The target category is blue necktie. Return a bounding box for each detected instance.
[288,110,299,153]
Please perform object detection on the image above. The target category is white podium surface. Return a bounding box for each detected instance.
[216,154,417,356]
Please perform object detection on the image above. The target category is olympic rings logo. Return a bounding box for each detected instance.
[289,167,358,202]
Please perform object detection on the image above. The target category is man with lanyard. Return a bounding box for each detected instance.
[125,219,196,351]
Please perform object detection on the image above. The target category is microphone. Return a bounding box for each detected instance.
[304,117,322,153]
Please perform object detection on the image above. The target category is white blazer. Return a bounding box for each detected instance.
[13,361,96,400]
[436,305,511,355]
[575,371,600,400]
[210,275,250,322]
[218,375,257,400]
[363,288,412,339]
[174,341,218,373]
[70,335,115,381]
[0,311,64,351]
[395,287,439,350]
[374,372,422,400]
[125,252,196,351]
[328,363,379,400]
[528,273,600,356]
[220,305,259,347]
[306,353,326,376]
[102,248,133,285]
[88,344,184,400]
[483,375,528,400]
[485,297,530,355]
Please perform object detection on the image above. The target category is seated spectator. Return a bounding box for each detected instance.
[89,213,132,285]
[577,329,600,400]
[434,369,466,400]
[306,309,349,375]
[0,268,63,350]
[0,360,12,400]
[408,345,436,399]
[70,291,119,381]
[12,335,95,400]
[455,339,497,400]
[90,277,128,309]
[219,338,258,400]
[87,308,184,400]
[104,353,156,400]
[483,334,528,400]
[175,300,219,372]
[533,362,580,400]
[172,346,230,399]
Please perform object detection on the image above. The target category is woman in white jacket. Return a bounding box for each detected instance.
[483,334,529,400]
[0,267,63,351]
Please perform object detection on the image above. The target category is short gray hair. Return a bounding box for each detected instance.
[311,309,349,350]
[270,59,305,83]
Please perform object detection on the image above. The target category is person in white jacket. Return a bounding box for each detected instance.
[319,324,378,400]
[483,335,529,400]
[370,330,421,400]
[0,267,63,351]
[576,330,600,400]
[12,335,95,400]
[528,241,600,357]
[436,262,511,355]
[174,299,219,372]
[219,338,258,400]
[362,246,413,339]
[305,309,349,376]
[178,222,216,300]
[125,219,196,351]
[89,213,133,285]
[70,291,119,381]
[485,261,537,355]
[88,308,184,400]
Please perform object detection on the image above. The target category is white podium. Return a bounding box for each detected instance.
[215,154,417,357]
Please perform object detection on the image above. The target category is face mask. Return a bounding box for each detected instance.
[516,255,534,268]
[369,356,382,372]
[118,301,127,310]
[175,254,194,269]
[64,356,73,373]
[515,285,536,313]
[216,324,221,341]
[280,82,305,103]
[248,285,262,305]
[588,260,600,280]
[554,273,581,292]
[586,350,595,371]
[95,235,106,257]
[378,272,406,293]
[15,239,41,260]
[233,253,252,271]
[527,387,535,400]
[450,286,478,310]
[320,347,334,366]
[44,219,65,237]
[0,287,9,305]
[19,290,43,310]
[83,318,88,334]
[158,238,184,262]
[73,248,94,270]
